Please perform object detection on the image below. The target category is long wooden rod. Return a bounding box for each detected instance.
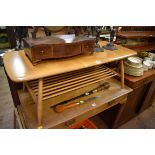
[29,66,107,88]
[37,78,43,128]
[43,74,115,100]
[120,59,124,89]
[42,72,114,97]
[33,69,113,93]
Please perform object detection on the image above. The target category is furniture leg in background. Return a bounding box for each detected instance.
[112,98,127,128]
[14,110,17,129]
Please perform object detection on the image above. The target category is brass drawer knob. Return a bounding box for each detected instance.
[41,51,44,54]
[84,45,89,48]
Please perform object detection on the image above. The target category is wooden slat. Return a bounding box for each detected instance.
[43,72,114,95]
[31,67,107,89]
[120,60,124,89]
[25,82,37,104]
[28,79,38,85]
[33,69,113,93]
[17,105,26,129]
[42,72,115,97]
[43,74,116,100]
[43,67,108,86]
[14,107,24,129]
[44,65,105,81]
[29,65,107,88]
[30,66,115,91]
[26,65,117,102]
[37,78,43,127]
[28,65,104,85]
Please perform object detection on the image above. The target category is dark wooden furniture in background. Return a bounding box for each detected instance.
[99,69,155,128]
[116,26,155,52]
[1,26,28,49]
[116,69,155,127]
[6,27,16,49]
[0,27,15,49]
[104,27,155,128]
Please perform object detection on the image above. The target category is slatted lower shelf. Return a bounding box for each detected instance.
[26,64,118,103]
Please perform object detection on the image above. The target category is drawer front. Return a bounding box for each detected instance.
[51,95,127,129]
[53,43,81,58]
[33,45,52,59]
[82,41,95,54]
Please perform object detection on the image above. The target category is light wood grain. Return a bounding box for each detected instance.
[31,67,113,91]
[18,78,132,129]
[3,41,137,82]
[25,65,117,107]
[25,82,37,104]
[3,41,136,127]
[37,78,43,127]
[120,60,124,88]
[14,108,23,129]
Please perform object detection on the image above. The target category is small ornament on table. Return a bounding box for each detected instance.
[103,26,117,51]
[94,27,104,52]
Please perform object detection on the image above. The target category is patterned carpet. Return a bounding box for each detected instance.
[0,67,14,128]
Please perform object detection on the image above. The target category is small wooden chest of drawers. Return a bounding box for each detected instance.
[23,35,95,64]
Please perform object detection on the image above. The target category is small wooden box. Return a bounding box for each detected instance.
[23,35,95,64]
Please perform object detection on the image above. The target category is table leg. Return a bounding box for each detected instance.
[14,107,23,129]
[23,83,26,91]
[37,78,43,128]
[120,59,124,89]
